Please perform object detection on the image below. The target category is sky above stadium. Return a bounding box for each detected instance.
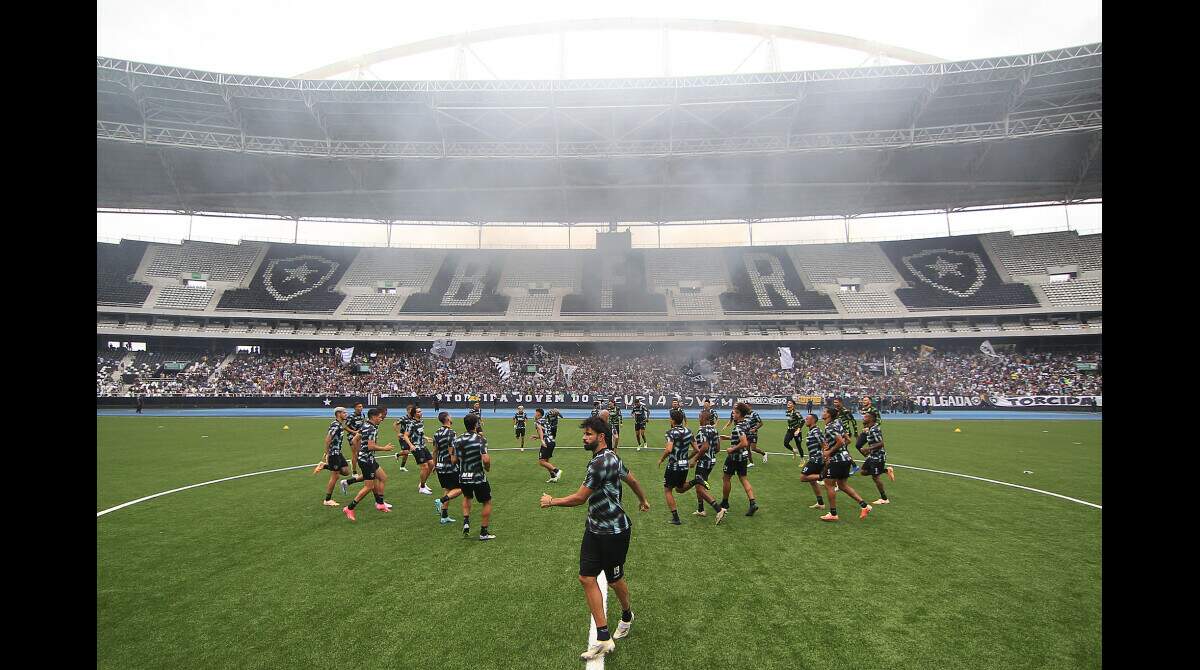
[97,0,1101,78]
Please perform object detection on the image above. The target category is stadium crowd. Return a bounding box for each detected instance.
[99,343,1101,399]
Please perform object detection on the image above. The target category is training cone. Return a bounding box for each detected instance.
[283,425,290,430]
[953,427,961,433]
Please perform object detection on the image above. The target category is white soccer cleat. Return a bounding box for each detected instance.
[613,612,635,639]
[715,507,727,525]
[550,469,562,483]
[399,466,409,472]
[580,638,615,661]
[762,453,768,463]
[747,462,755,468]
[418,486,433,495]
[871,498,890,505]
[322,499,340,507]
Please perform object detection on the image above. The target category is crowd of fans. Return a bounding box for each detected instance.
[99,342,1101,400]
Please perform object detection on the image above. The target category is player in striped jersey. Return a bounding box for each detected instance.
[513,406,528,451]
[833,397,860,475]
[344,402,366,476]
[688,409,724,516]
[540,416,651,661]
[607,399,622,449]
[857,412,894,505]
[818,407,871,522]
[630,397,649,450]
[855,395,882,453]
[469,402,485,434]
[455,412,495,540]
[432,412,462,524]
[341,408,395,521]
[715,403,759,523]
[797,414,827,510]
[591,401,602,418]
[316,407,351,506]
[393,407,412,473]
[783,399,804,461]
[745,406,768,464]
[656,409,718,525]
[401,406,435,495]
[534,408,563,483]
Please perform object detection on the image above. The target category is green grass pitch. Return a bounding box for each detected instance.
[98,416,1101,670]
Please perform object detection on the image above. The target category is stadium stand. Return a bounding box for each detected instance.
[981,231,1103,277]
[1040,279,1103,307]
[506,294,558,319]
[832,290,907,314]
[499,251,584,291]
[719,246,836,313]
[143,240,263,283]
[215,244,354,313]
[670,293,724,317]
[644,248,730,289]
[97,241,152,306]
[400,253,510,314]
[154,285,216,310]
[341,294,399,316]
[880,235,1039,310]
[561,250,667,314]
[788,243,900,285]
[340,248,446,289]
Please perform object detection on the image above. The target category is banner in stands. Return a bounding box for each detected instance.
[987,395,1102,408]
[914,395,985,407]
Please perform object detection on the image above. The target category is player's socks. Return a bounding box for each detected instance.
[859,500,868,508]
[374,494,384,504]
[621,610,633,623]
[829,507,837,516]
[347,500,358,510]
[596,626,610,641]
[816,496,824,505]
[746,499,758,516]
[325,493,333,501]
[697,501,705,513]
[720,498,729,509]
[669,510,681,525]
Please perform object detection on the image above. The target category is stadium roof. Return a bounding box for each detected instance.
[96,43,1100,222]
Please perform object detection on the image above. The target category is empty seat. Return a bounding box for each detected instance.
[155,285,216,310]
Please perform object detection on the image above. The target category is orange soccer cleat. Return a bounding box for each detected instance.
[886,466,895,482]
[859,504,873,519]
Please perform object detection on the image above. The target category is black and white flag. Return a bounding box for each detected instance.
[431,338,457,359]
[979,340,1003,360]
[336,347,355,365]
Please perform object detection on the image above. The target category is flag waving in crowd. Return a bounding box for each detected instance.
[778,347,794,370]
[979,340,1003,360]
[431,338,457,359]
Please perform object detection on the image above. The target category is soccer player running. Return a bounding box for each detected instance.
[513,405,528,451]
[432,411,462,525]
[716,403,760,523]
[401,406,435,495]
[854,395,883,459]
[540,416,651,662]
[607,399,622,449]
[745,404,768,465]
[833,397,860,475]
[393,407,412,473]
[657,410,720,525]
[857,412,894,505]
[317,406,352,505]
[797,414,827,510]
[818,407,872,522]
[631,397,649,451]
[342,408,395,521]
[689,409,724,517]
[455,412,496,541]
[469,401,485,435]
[345,402,366,476]
[535,408,563,483]
[783,399,804,462]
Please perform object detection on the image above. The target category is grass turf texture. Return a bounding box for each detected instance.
[98,417,1101,670]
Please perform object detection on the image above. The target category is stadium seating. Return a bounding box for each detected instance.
[341,294,399,316]
[561,250,667,314]
[644,248,730,289]
[719,246,836,313]
[144,241,262,283]
[982,231,1103,277]
[788,243,900,285]
[97,241,152,306]
[1040,279,1102,307]
[499,251,584,291]
[833,290,906,314]
[670,293,724,317]
[154,285,216,310]
[340,248,446,289]
[400,253,510,314]
[880,235,1039,310]
[216,244,353,313]
[507,294,558,319]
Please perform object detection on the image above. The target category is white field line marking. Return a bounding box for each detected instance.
[586,571,608,670]
[97,448,1100,518]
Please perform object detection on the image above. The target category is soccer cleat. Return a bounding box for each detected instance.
[343,506,356,522]
[479,532,496,541]
[887,466,895,481]
[762,453,768,463]
[745,504,759,517]
[418,486,433,495]
[808,502,825,509]
[339,479,349,495]
[375,503,391,512]
[747,462,755,468]
[819,513,838,522]
[692,510,707,517]
[715,508,727,525]
[550,469,562,483]
[434,499,445,516]
[859,504,873,519]
[668,517,682,525]
[613,612,635,640]
[872,498,890,505]
[399,466,409,472]
[322,499,340,507]
[850,464,861,476]
[463,524,470,537]
[439,516,455,524]
[580,639,615,661]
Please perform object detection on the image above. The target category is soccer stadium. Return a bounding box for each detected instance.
[97,5,1101,669]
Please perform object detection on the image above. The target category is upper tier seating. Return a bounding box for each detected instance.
[1041,279,1102,307]
[507,294,558,319]
[880,235,1039,310]
[154,285,215,310]
[97,241,152,306]
[144,241,262,283]
[561,251,667,314]
[340,248,445,289]
[644,249,729,289]
[400,253,510,314]
[834,290,906,314]
[500,252,583,291]
[342,294,399,316]
[216,244,354,313]
[719,247,836,313]
[982,231,1103,277]
[789,243,900,284]
[671,293,724,317]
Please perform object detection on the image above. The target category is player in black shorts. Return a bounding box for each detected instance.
[540,416,651,661]
[857,412,894,505]
[454,412,495,540]
[469,402,485,435]
[797,414,827,510]
[513,405,528,450]
[401,405,435,495]
[393,406,412,473]
[316,407,351,506]
[631,398,649,451]
[342,408,395,522]
[534,408,563,483]
[833,397,860,475]
[783,399,804,461]
[716,403,759,523]
[688,409,724,517]
[854,395,882,453]
[656,409,720,525]
[818,407,871,522]
[745,406,767,465]
[432,412,462,524]
[607,399,622,449]
[344,402,366,476]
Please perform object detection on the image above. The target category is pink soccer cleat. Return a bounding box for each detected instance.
[343,506,356,522]
[375,503,391,512]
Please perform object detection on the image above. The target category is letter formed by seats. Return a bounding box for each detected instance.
[441,263,486,306]
[744,253,803,308]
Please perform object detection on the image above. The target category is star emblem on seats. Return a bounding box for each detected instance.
[282,263,318,283]
[926,256,964,278]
